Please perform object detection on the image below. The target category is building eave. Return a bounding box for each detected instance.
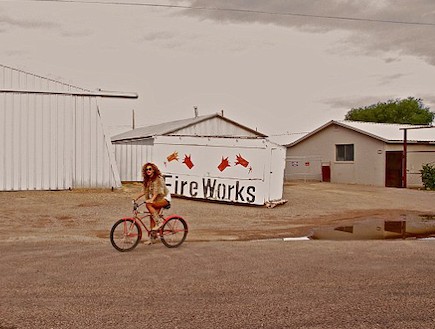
[0,88,138,99]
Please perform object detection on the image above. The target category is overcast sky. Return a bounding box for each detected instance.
[1,0,435,142]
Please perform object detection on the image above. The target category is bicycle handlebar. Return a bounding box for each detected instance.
[132,200,146,211]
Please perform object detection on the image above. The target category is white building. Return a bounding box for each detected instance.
[111,114,286,205]
[0,64,137,191]
[285,120,435,188]
[111,113,267,182]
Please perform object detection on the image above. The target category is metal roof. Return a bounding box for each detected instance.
[0,88,138,99]
[287,120,435,147]
[268,132,309,146]
[337,120,435,142]
[111,113,267,142]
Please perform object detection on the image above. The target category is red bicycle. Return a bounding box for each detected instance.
[110,201,188,252]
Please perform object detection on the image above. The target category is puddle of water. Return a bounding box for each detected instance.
[283,237,310,241]
[310,214,435,240]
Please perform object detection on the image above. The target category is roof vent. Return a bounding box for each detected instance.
[194,106,198,118]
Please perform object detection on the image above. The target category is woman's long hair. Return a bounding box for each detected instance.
[142,162,162,186]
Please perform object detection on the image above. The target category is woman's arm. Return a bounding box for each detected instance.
[146,184,158,203]
[133,192,145,202]
[146,193,157,203]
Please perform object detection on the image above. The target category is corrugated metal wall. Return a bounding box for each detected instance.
[176,117,259,137]
[113,140,153,181]
[0,64,120,190]
[113,118,261,182]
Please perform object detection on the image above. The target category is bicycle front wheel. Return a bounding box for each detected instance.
[110,219,142,252]
[160,217,188,248]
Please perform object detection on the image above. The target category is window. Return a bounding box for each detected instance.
[336,144,354,161]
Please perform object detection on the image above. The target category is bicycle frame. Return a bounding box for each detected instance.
[125,201,185,237]
[110,201,189,251]
[125,203,158,237]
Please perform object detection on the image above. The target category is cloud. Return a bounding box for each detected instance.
[322,92,435,113]
[375,73,408,85]
[61,29,93,38]
[0,14,59,30]
[141,30,174,42]
[418,94,435,111]
[384,57,401,64]
[183,1,435,65]
[322,95,397,110]
[139,30,195,50]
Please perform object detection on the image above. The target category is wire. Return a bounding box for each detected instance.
[11,0,435,27]
[0,63,89,91]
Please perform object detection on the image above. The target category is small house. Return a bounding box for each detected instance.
[285,120,435,188]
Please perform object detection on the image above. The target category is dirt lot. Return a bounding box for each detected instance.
[1,182,434,243]
[2,182,435,329]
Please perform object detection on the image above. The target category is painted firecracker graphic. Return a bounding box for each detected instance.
[235,153,249,167]
[217,157,231,172]
[166,151,253,173]
[234,153,253,173]
[167,151,179,162]
[217,154,252,173]
[183,154,194,169]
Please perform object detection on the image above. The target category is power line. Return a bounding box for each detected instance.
[13,0,435,27]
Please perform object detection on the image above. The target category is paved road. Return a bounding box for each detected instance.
[2,238,435,329]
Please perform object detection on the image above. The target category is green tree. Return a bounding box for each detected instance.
[420,163,435,190]
[345,97,434,124]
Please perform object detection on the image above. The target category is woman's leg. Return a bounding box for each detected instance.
[146,199,169,229]
[146,199,168,216]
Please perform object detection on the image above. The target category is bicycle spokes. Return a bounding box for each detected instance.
[110,219,142,252]
[124,221,138,237]
[160,217,188,248]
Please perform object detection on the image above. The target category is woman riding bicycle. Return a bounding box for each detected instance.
[110,163,187,251]
[133,162,171,231]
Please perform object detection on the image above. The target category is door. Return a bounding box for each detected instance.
[322,165,331,182]
[385,151,403,187]
[269,147,286,201]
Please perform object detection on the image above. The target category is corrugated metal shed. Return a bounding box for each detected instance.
[153,135,286,205]
[111,114,268,182]
[111,113,267,142]
[0,64,135,191]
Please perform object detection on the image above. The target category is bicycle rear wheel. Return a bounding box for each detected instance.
[110,219,142,252]
[160,217,188,248]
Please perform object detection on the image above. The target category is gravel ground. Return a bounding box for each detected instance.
[1,182,435,328]
[2,240,435,329]
[1,182,435,243]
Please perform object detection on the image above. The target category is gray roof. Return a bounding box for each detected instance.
[337,120,435,142]
[111,113,267,142]
[286,120,435,147]
[268,132,309,146]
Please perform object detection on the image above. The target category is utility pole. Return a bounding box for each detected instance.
[400,124,435,188]
[402,128,407,188]
[132,109,135,129]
